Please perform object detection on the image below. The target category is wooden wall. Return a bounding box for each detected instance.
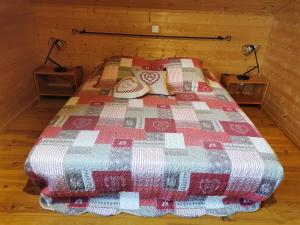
[3,1,299,149]
[31,0,295,14]
[0,0,39,128]
[262,0,300,147]
[32,4,274,76]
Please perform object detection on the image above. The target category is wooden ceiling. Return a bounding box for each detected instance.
[31,0,294,14]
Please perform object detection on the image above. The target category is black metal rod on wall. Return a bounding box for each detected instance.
[72,28,232,41]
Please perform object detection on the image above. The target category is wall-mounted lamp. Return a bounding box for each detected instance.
[44,38,67,72]
[237,44,260,80]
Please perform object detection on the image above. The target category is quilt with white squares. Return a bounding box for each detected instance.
[25,77,283,217]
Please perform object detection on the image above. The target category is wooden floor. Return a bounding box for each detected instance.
[0,97,300,225]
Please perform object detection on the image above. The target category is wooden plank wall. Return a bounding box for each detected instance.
[262,0,300,147]
[30,0,295,14]
[0,0,39,128]
[32,4,274,76]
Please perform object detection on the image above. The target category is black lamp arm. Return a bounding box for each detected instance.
[44,41,55,64]
[243,47,260,75]
[44,40,63,68]
[253,47,260,73]
[46,56,63,68]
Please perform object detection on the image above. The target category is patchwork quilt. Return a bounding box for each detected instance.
[25,77,283,217]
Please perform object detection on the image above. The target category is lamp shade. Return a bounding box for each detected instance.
[49,38,66,50]
[242,44,259,56]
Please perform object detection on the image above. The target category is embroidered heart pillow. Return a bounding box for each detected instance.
[134,70,169,95]
[113,76,149,99]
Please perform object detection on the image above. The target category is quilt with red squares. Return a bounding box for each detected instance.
[25,77,283,217]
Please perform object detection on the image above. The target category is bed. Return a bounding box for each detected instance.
[25,57,283,217]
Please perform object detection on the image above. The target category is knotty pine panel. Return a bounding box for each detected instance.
[262,0,300,147]
[0,0,39,128]
[30,0,294,14]
[33,4,274,75]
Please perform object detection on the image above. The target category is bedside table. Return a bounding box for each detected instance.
[220,74,270,105]
[34,65,83,97]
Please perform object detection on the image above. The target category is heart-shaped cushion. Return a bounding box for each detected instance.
[134,70,169,95]
[113,76,149,99]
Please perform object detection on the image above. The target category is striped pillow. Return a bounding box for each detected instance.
[166,65,207,94]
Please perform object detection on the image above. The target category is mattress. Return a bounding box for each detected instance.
[25,77,284,217]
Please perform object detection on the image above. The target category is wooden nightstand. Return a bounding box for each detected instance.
[220,74,269,105]
[34,65,83,97]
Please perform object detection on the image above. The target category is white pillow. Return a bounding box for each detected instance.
[134,70,169,95]
[113,76,149,99]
